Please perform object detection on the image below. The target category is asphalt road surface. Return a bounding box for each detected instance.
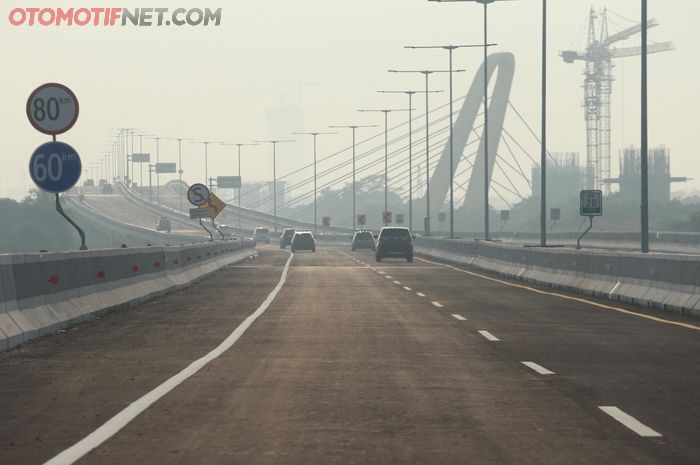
[1,246,699,464]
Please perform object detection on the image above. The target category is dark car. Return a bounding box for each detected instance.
[291,231,316,253]
[101,183,113,194]
[156,217,171,233]
[280,228,296,249]
[352,230,376,251]
[375,227,413,263]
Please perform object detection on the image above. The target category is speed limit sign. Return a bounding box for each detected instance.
[187,183,210,206]
[29,141,82,193]
[26,83,79,135]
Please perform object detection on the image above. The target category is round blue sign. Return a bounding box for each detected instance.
[29,141,82,193]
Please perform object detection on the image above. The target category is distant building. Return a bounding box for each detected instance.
[605,146,689,203]
[531,152,584,202]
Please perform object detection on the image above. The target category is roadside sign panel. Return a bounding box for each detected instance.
[551,208,561,221]
[438,212,447,223]
[580,190,603,216]
[357,214,366,226]
[132,153,150,163]
[500,210,510,221]
[208,193,226,219]
[217,176,242,189]
[156,163,177,174]
[26,83,79,135]
[187,183,210,206]
[382,211,392,224]
[396,214,405,224]
[322,216,331,227]
[29,141,82,193]
[189,207,210,219]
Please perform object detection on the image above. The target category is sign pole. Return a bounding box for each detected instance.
[55,193,87,250]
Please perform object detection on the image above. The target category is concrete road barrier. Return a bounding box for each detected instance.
[0,239,255,351]
[415,237,700,319]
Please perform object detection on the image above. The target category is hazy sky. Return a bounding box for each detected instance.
[1,0,697,202]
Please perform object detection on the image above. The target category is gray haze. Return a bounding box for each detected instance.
[1,0,697,202]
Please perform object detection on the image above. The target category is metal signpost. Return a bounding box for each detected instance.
[577,190,602,249]
[550,208,561,232]
[500,210,510,232]
[322,217,331,227]
[217,176,242,189]
[26,83,86,251]
[187,183,213,240]
[131,153,150,188]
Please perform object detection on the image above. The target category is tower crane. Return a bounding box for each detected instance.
[562,8,674,193]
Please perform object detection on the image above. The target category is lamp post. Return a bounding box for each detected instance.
[428,0,519,240]
[328,125,379,231]
[641,0,649,253]
[145,136,167,202]
[221,143,258,230]
[252,139,295,234]
[293,132,338,235]
[188,141,224,189]
[379,89,445,232]
[405,45,484,238]
[388,69,456,235]
[357,108,412,225]
[167,137,193,212]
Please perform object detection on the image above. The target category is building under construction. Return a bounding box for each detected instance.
[562,8,673,194]
[605,146,688,203]
[531,153,584,203]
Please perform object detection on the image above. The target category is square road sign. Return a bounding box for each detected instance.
[580,190,603,216]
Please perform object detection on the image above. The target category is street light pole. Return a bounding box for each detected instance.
[405,45,482,238]
[357,109,412,226]
[293,132,337,235]
[641,0,649,253]
[329,125,379,231]
[253,140,295,234]
[221,143,258,230]
[541,0,548,247]
[378,90,444,232]
[389,69,456,235]
[167,137,193,212]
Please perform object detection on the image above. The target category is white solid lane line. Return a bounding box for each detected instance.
[44,253,295,465]
[431,301,444,308]
[478,330,500,342]
[598,406,662,437]
[403,286,412,291]
[521,361,555,375]
[451,314,467,321]
[416,292,426,297]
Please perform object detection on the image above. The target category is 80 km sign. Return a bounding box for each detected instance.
[29,141,82,193]
[26,83,79,135]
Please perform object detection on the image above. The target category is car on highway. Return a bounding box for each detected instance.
[156,217,171,233]
[254,227,271,244]
[375,227,414,263]
[83,179,95,187]
[280,228,295,249]
[219,224,234,238]
[351,230,376,251]
[101,183,113,194]
[291,230,316,253]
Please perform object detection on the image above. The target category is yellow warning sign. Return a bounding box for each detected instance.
[208,193,226,219]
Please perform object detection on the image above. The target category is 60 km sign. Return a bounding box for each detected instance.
[26,83,79,135]
[29,141,82,193]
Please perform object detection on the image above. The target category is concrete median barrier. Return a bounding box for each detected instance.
[0,239,256,351]
[415,237,700,319]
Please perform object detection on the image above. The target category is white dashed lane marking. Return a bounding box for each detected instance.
[478,330,500,342]
[451,314,467,321]
[431,301,444,308]
[521,361,555,375]
[598,407,662,437]
[416,293,426,297]
[403,286,412,291]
